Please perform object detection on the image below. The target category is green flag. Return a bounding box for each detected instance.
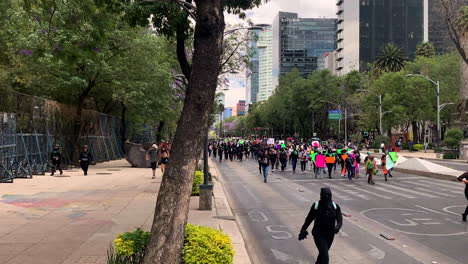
[389,152,398,162]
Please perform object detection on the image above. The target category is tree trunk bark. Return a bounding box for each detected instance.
[121,102,127,153]
[461,31,468,125]
[156,120,165,142]
[142,1,225,264]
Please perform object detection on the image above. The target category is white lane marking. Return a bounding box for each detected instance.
[339,230,349,237]
[421,222,441,225]
[265,225,293,240]
[384,184,437,198]
[392,182,456,197]
[270,248,294,261]
[337,187,371,200]
[345,184,393,199]
[372,186,415,199]
[443,205,467,216]
[418,180,463,190]
[414,205,449,216]
[402,181,432,188]
[248,211,269,222]
[368,244,386,260]
[445,218,464,225]
[321,183,354,201]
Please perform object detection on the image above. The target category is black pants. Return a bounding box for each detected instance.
[270,158,277,170]
[326,163,334,178]
[464,188,468,216]
[280,158,287,171]
[224,152,229,159]
[219,153,223,162]
[51,161,62,175]
[258,161,262,174]
[208,150,212,157]
[300,161,306,172]
[81,162,89,175]
[313,233,335,264]
[291,159,298,172]
[229,153,233,161]
[213,151,217,158]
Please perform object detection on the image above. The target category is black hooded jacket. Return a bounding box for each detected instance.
[457,172,468,196]
[301,187,343,235]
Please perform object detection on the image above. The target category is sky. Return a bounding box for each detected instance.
[222,0,336,107]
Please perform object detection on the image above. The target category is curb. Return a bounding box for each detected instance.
[210,159,252,264]
[392,167,461,182]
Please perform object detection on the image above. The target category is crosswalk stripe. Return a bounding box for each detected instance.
[321,183,354,201]
[372,186,415,199]
[328,183,371,200]
[384,184,437,198]
[416,180,463,191]
[345,184,393,199]
[392,182,456,197]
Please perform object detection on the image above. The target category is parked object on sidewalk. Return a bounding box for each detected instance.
[457,171,468,222]
[299,187,343,264]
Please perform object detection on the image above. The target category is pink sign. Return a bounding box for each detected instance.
[315,154,325,168]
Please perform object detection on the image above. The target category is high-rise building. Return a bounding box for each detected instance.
[426,0,468,54]
[246,26,265,105]
[236,100,246,116]
[336,0,425,76]
[272,12,337,86]
[223,107,233,120]
[257,27,274,102]
[324,51,337,75]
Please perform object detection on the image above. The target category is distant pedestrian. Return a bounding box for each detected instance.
[79,145,94,176]
[380,142,385,153]
[325,151,335,179]
[299,187,343,264]
[146,144,159,179]
[208,143,213,158]
[457,172,468,222]
[346,153,355,181]
[259,150,270,183]
[365,154,377,185]
[381,154,388,182]
[50,144,63,176]
[218,144,223,162]
[279,148,288,171]
[290,147,299,174]
[159,145,170,175]
[315,152,326,179]
[409,141,414,152]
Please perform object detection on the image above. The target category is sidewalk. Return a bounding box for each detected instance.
[398,150,468,163]
[0,159,251,264]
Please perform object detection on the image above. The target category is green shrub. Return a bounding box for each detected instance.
[370,136,391,149]
[108,228,150,264]
[192,170,204,196]
[443,152,458,159]
[183,224,235,264]
[413,144,424,151]
[108,225,235,264]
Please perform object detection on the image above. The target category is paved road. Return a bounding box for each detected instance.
[214,158,468,264]
[431,160,468,172]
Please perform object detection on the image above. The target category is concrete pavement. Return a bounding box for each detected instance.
[0,159,251,264]
[215,157,468,264]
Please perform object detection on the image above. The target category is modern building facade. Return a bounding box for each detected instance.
[257,27,274,102]
[324,51,337,75]
[223,107,233,120]
[426,0,468,54]
[236,100,246,116]
[272,12,337,86]
[245,27,263,105]
[336,0,424,76]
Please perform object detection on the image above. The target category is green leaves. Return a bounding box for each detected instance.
[374,43,407,73]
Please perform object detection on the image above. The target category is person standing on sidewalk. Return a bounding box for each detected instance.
[299,187,343,264]
[79,145,94,176]
[50,144,63,176]
[159,145,170,175]
[457,172,468,222]
[146,144,159,179]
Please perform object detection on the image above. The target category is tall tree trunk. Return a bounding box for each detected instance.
[412,121,419,143]
[156,120,165,142]
[461,31,468,125]
[143,1,225,264]
[121,102,127,153]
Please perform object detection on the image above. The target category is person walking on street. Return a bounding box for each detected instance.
[50,144,63,176]
[279,148,288,171]
[290,147,299,174]
[299,187,343,264]
[457,172,468,222]
[381,154,388,182]
[218,144,223,162]
[299,149,308,173]
[269,148,278,173]
[213,143,218,159]
[365,154,377,185]
[79,145,94,176]
[325,151,335,179]
[208,143,213,158]
[146,144,159,179]
[259,150,270,183]
[159,145,170,175]
[346,153,355,181]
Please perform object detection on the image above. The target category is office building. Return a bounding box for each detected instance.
[223,107,233,120]
[257,27,274,102]
[272,12,337,86]
[426,0,468,54]
[333,0,467,76]
[246,26,265,105]
[324,51,337,75]
[236,100,246,116]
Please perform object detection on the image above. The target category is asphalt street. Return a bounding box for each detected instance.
[430,160,468,172]
[214,157,468,264]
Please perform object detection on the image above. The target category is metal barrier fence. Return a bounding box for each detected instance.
[0,93,132,183]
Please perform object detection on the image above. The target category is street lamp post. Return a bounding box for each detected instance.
[406,74,444,146]
[357,89,382,136]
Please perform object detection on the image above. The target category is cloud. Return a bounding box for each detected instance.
[224,76,246,107]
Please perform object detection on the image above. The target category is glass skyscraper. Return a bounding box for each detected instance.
[272,12,337,86]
